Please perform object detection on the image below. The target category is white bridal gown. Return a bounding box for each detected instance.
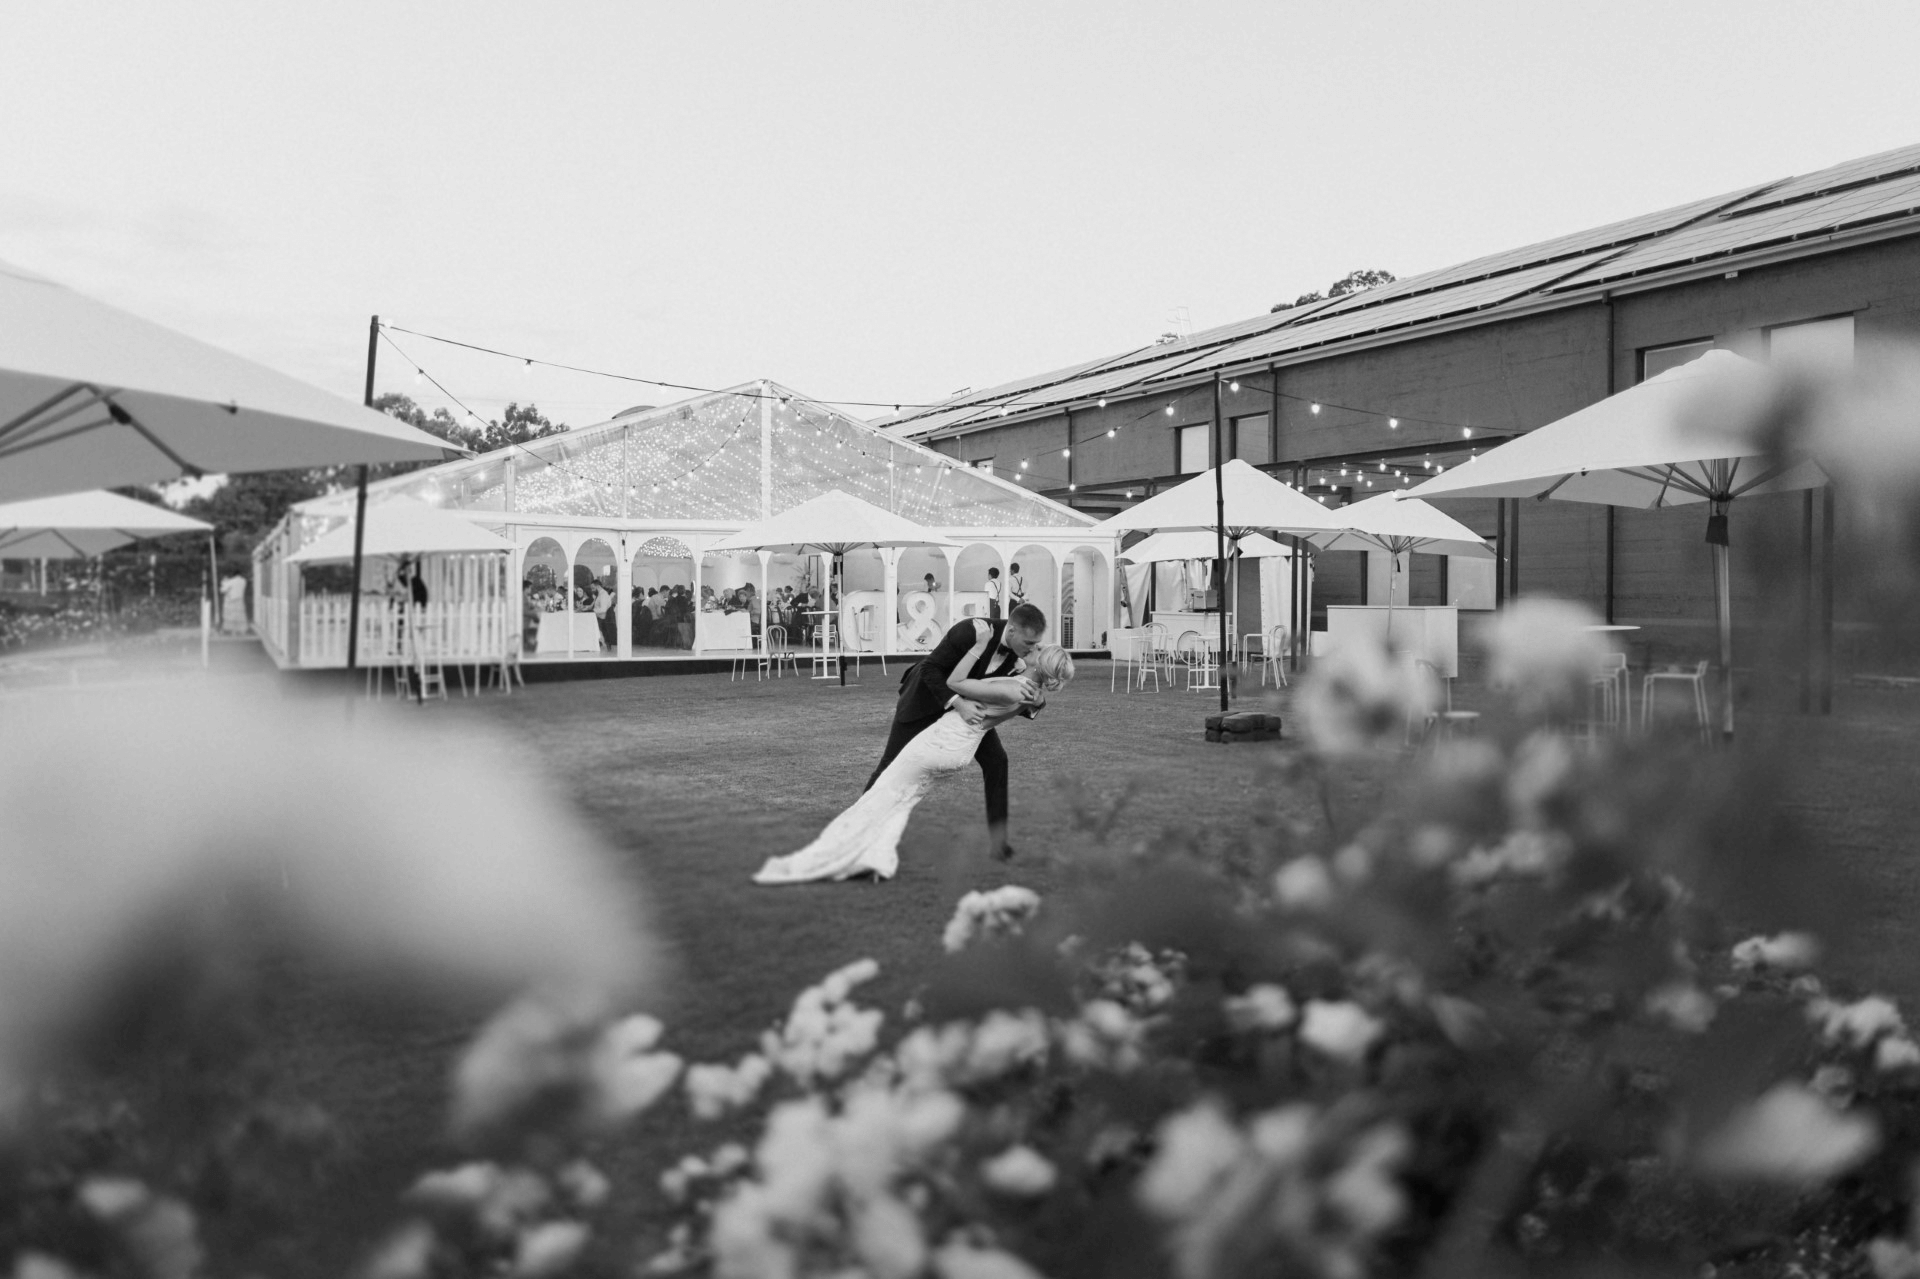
[753,709,992,884]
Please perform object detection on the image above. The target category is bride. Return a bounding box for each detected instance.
[753,641,1075,885]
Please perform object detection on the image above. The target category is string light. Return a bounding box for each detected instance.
[1060,448,1070,458]
[1164,405,1175,417]
[1310,403,1321,414]
[1106,428,1115,438]
[1097,398,1107,408]
[1462,427,1473,438]
[1389,417,1399,429]
[1228,380,1240,392]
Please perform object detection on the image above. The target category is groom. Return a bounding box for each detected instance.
[866,602,1048,861]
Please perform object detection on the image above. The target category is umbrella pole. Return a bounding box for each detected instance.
[347,313,379,674]
[1211,383,1229,713]
[1714,537,1734,742]
[836,552,847,687]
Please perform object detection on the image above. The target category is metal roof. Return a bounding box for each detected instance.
[892,141,1920,440]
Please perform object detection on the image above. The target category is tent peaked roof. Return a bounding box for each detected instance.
[286,496,514,563]
[1309,494,1493,558]
[1092,459,1349,536]
[0,260,456,501]
[1404,350,1826,506]
[0,489,211,558]
[295,381,1094,529]
[706,489,958,554]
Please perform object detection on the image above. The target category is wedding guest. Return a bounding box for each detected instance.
[1009,562,1026,607]
[593,579,617,649]
[986,567,1003,620]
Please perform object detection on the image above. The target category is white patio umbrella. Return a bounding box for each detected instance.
[1120,530,1292,563]
[1094,459,1348,707]
[708,490,959,685]
[0,260,455,501]
[286,496,514,563]
[0,489,211,558]
[1306,494,1492,641]
[1401,349,1827,738]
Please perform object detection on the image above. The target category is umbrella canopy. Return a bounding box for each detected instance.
[0,260,456,502]
[705,489,959,555]
[1122,529,1292,563]
[1092,459,1349,537]
[1306,494,1494,559]
[1401,349,1826,739]
[0,489,211,558]
[286,497,514,563]
[1402,350,1826,507]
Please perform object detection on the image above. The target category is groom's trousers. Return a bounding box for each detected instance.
[864,717,1009,827]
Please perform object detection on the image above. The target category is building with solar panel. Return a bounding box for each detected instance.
[880,141,1920,679]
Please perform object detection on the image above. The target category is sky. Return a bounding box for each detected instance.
[4,0,1919,436]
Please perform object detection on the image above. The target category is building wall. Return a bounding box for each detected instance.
[922,232,1920,657]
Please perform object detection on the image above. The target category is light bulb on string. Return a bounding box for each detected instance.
[1462,427,1473,438]
[1097,398,1107,408]
[1106,428,1115,438]
[1310,403,1321,414]
[1061,448,1070,458]
[523,359,533,375]
[1164,404,1175,417]
[1228,380,1240,392]
[1388,418,1398,429]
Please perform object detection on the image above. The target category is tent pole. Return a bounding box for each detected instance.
[1212,380,1228,713]
[1714,535,1733,741]
[347,313,378,672]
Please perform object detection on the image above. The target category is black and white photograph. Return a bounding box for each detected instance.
[6,3,1920,1276]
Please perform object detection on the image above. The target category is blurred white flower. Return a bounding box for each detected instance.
[1869,1236,1920,1279]
[12,1255,85,1279]
[1323,1123,1410,1235]
[851,1193,926,1279]
[686,1054,774,1120]
[1731,932,1821,973]
[1272,857,1335,910]
[1297,636,1435,757]
[942,886,1042,953]
[451,997,682,1136]
[1878,1036,1920,1074]
[1481,598,1609,717]
[77,1176,203,1279]
[512,1220,591,1279]
[1056,999,1146,1073]
[1809,1063,1856,1103]
[1136,1100,1245,1219]
[933,1242,1049,1279]
[1645,983,1717,1034]
[1809,995,1908,1049]
[1505,731,1576,826]
[981,1144,1057,1197]
[761,960,886,1086]
[1298,1000,1384,1064]
[556,1159,610,1210]
[0,687,657,1108]
[1451,829,1570,889]
[407,1161,503,1210]
[359,1222,437,1279]
[1695,1083,1879,1184]
[1223,984,1297,1034]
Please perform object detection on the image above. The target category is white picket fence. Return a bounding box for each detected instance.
[297,596,510,668]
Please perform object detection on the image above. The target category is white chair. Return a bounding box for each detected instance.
[811,617,840,681]
[1591,652,1629,733]
[1642,659,1711,740]
[1176,630,1217,692]
[1413,658,1479,743]
[760,624,797,679]
[1257,625,1290,688]
[1140,622,1173,692]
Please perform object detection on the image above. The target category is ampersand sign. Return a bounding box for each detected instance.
[903,591,941,648]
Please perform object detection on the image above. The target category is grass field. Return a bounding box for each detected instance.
[100,659,1920,1273]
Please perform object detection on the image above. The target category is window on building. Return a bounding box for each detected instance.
[1640,338,1714,382]
[1176,424,1210,474]
[1768,315,1854,374]
[1231,413,1271,466]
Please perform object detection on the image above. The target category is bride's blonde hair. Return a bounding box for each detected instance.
[1028,644,1075,691]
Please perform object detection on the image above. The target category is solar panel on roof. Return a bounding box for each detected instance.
[1731,142,1920,212]
[1549,172,1920,291]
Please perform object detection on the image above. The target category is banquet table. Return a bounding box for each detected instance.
[536,611,603,654]
[695,610,752,651]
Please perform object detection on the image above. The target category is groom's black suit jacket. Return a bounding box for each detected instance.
[864,617,1025,826]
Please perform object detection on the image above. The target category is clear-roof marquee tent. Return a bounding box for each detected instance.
[253,381,1114,670]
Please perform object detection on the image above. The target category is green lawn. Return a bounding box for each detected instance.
[98,659,1920,1273]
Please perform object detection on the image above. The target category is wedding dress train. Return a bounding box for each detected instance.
[753,709,989,884]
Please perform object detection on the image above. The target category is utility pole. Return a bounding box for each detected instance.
[347,315,376,670]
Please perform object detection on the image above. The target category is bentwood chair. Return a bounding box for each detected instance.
[1642,660,1711,741]
[853,605,887,677]
[1591,652,1629,733]
[1142,622,1174,691]
[760,624,797,680]
[1176,630,1217,692]
[1256,625,1290,688]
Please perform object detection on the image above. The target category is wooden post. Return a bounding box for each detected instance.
[1211,379,1229,712]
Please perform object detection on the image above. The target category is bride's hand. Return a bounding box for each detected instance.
[953,698,989,727]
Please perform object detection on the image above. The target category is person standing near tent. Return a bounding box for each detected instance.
[1009,562,1027,608]
[593,578,616,650]
[219,573,248,636]
[986,566,1003,620]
